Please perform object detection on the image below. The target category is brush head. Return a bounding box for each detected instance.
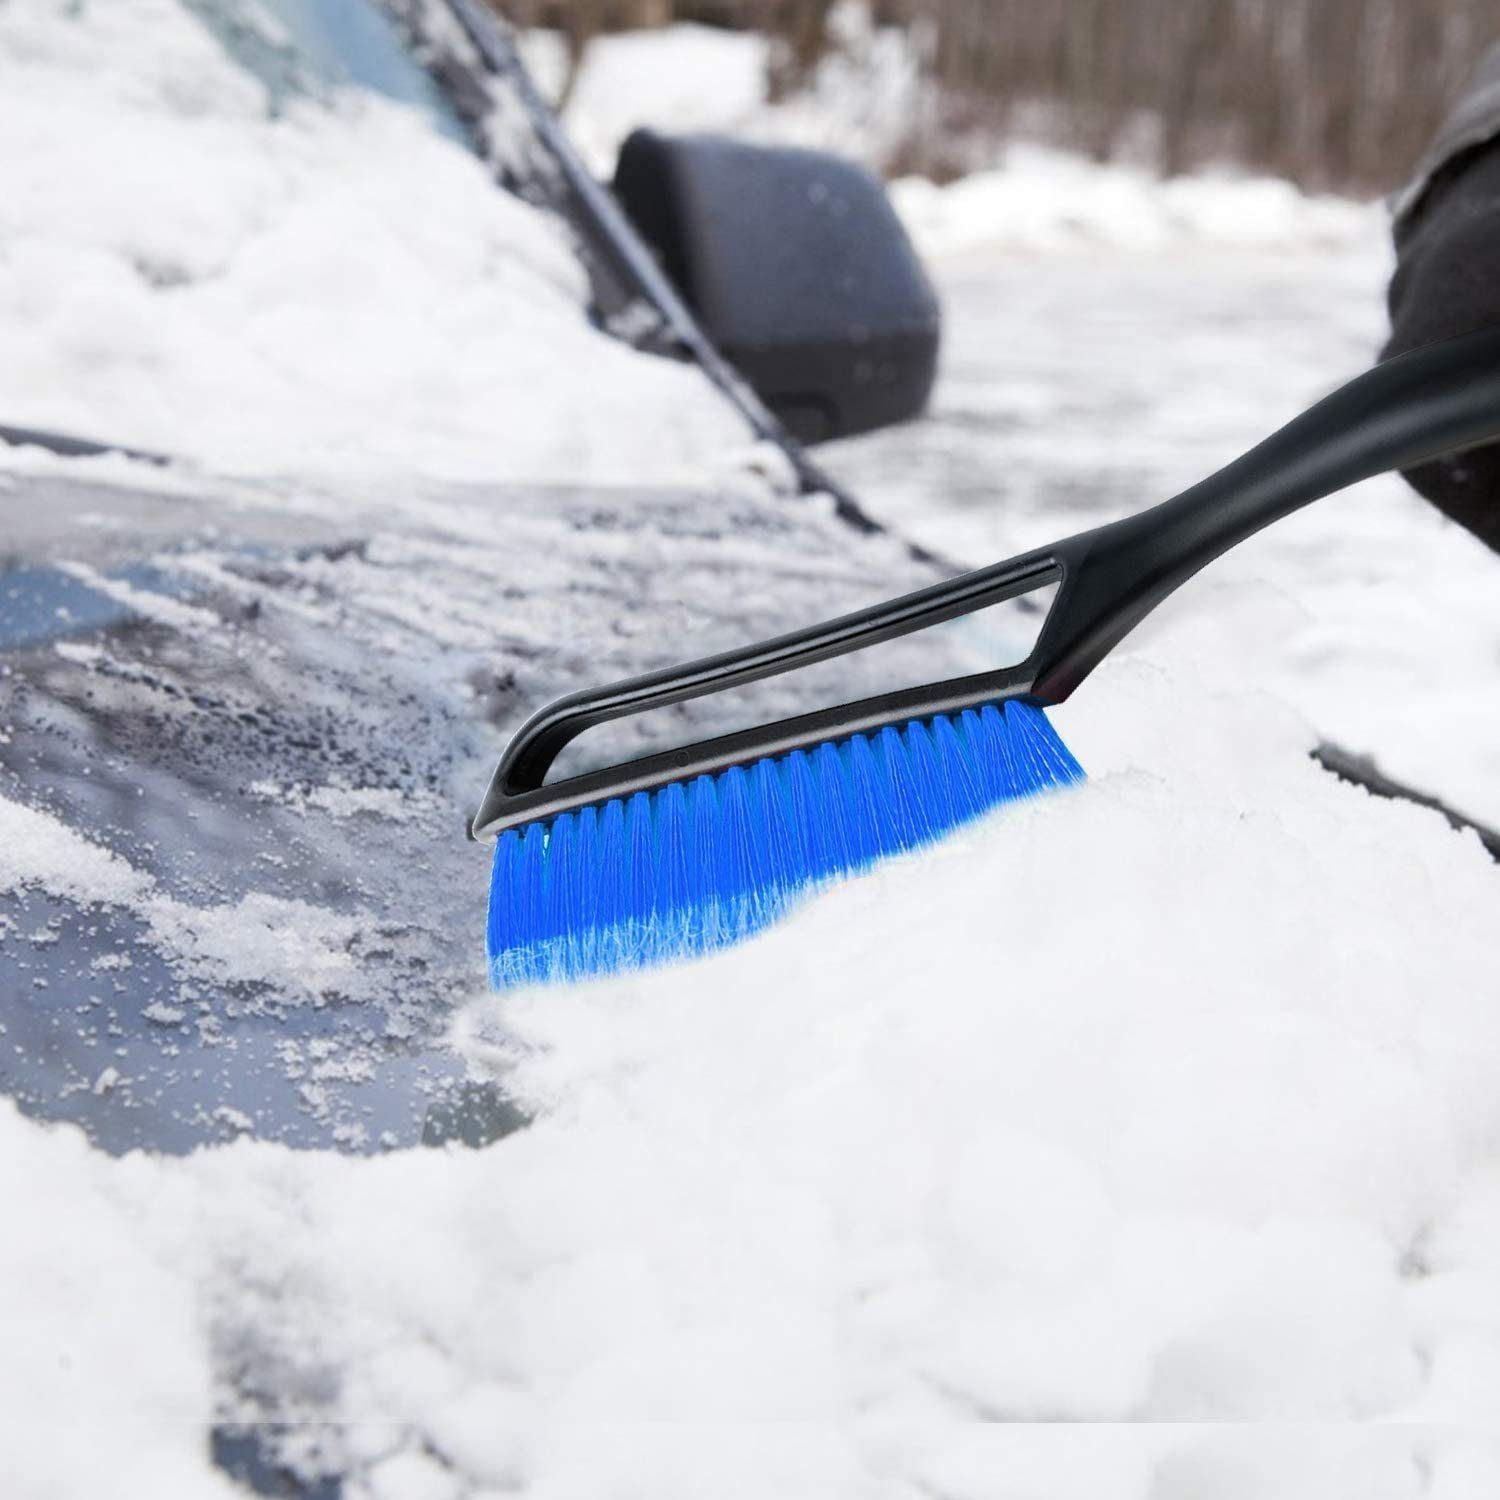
[486,698,1083,990]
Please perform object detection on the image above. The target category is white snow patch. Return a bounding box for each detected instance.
[212,1104,254,1134]
[525,21,771,174]
[0,0,747,487]
[0,793,155,909]
[891,147,1379,258]
[0,792,370,1006]
[249,778,435,822]
[52,639,108,666]
[545,3,923,178]
[57,558,223,635]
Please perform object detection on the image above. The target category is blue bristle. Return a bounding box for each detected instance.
[1014,698,1086,783]
[487,701,1085,989]
[740,762,781,927]
[843,733,887,867]
[876,723,925,848]
[999,705,1033,795]
[957,707,997,801]
[624,791,656,958]
[686,774,721,949]
[714,765,756,931]
[654,780,691,949]
[486,829,522,982]
[903,718,953,835]
[979,705,1019,801]
[542,811,577,973]
[489,824,549,987]
[784,748,831,876]
[594,798,628,968]
[753,756,803,885]
[571,804,600,976]
[930,713,982,819]
[812,741,855,874]
[997,704,1032,799]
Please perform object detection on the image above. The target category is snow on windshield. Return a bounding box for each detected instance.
[0,0,749,484]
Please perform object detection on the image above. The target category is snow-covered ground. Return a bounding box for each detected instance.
[3,4,1500,1498]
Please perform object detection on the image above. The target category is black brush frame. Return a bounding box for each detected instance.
[473,328,1500,840]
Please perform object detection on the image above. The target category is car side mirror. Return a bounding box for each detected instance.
[613,129,940,445]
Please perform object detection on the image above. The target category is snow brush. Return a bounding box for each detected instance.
[473,327,1500,988]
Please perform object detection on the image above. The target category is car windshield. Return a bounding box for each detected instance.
[185,0,472,146]
[0,0,951,1163]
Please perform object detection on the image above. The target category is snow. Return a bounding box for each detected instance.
[538,2,926,184]
[6,637,1500,1493]
[0,0,747,485]
[250,777,439,821]
[0,1103,237,1497]
[522,21,772,173]
[890,148,1377,257]
[0,791,154,910]
[2,2,1500,1496]
[0,0,1374,487]
[58,558,224,635]
[0,791,375,1006]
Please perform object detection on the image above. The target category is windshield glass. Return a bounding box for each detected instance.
[185,0,472,146]
[0,0,869,1159]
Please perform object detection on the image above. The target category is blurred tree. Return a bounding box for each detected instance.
[764,0,839,100]
[907,0,1500,194]
[488,0,1500,195]
[500,0,669,107]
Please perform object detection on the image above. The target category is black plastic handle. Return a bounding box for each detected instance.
[496,552,1058,787]
[473,327,1500,839]
[1032,324,1500,699]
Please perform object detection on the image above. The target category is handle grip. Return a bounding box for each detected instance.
[488,549,1060,795]
[1032,325,1500,700]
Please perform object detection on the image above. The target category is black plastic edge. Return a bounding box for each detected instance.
[470,553,1063,839]
[472,669,1038,839]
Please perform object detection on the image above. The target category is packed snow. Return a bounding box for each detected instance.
[2,3,1500,1498]
[8,641,1500,1495]
[0,0,748,484]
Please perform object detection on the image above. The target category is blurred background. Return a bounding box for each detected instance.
[497,0,1500,194]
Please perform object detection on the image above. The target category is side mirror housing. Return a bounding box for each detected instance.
[613,129,940,445]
